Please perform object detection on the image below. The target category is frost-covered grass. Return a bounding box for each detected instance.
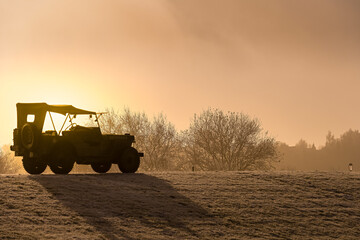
[1,171,359,239]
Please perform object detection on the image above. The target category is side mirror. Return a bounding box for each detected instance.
[90,114,93,119]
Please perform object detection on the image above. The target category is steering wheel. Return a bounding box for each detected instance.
[65,122,77,131]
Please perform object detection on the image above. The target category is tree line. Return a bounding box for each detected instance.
[98,107,278,171]
[0,108,278,173]
[2,107,359,173]
[276,129,360,171]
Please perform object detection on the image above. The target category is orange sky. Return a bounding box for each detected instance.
[1,0,360,147]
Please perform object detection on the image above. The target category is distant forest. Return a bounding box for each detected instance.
[1,108,359,173]
[276,130,360,171]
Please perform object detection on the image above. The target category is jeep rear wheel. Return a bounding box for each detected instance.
[22,157,47,174]
[91,162,112,173]
[118,147,140,173]
[49,145,76,174]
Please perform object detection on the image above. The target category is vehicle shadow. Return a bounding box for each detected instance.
[30,173,211,239]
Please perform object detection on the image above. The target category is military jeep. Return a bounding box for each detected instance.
[10,103,143,174]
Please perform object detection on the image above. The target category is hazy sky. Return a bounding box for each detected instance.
[1,0,360,147]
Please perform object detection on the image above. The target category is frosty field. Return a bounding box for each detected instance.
[1,171,359,239]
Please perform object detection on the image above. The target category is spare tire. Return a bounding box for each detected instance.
[21,123,39,151]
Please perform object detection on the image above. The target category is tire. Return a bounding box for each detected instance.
[22,157,47,174]
[118,147,140,173]
[21,123,39,151]
[91,162,112,173]
[49,144,76,174]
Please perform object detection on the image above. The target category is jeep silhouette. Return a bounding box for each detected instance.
[10,103,143,174]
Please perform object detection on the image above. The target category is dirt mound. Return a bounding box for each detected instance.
[1,171,359,239]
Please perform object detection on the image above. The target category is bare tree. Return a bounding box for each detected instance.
[99,108,179,171]
[182,108,278,171]
[140,114,179,170]
[119,108,151,153]
[98,108,124,135]
[0,145,22,174]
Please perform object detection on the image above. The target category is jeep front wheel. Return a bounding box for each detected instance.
[91,162,112,173]
[49,145,76,174]
[118,147,140,173]
[22,157,47,174]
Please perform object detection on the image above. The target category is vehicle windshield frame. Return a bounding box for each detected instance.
[57,112,103,135]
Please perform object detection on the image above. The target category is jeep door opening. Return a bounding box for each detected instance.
[11,103,143,174]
